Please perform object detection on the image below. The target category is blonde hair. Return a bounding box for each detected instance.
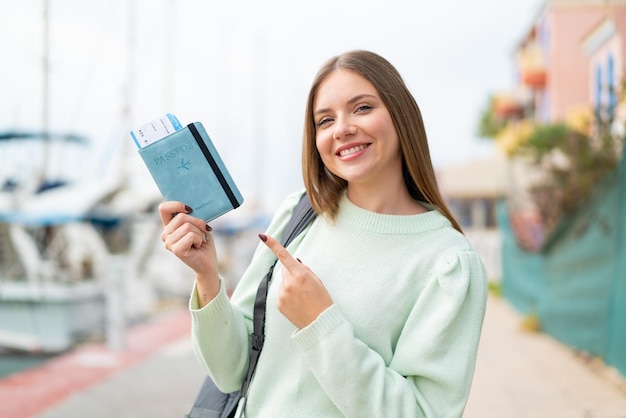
[302,50,462,233]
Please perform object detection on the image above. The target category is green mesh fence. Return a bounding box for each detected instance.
[607,153,626,376]
[499,153,626,377]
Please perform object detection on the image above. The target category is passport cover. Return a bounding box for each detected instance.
[138,122,244,222]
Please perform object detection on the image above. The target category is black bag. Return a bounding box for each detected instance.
[186,377,240,418]
[186,193,316,418]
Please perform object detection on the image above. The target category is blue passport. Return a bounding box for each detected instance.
[138,122,244,222]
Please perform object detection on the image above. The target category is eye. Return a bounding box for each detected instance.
[355,104,373,113]
[316,116,333,127]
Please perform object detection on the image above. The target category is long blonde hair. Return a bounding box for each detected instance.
[302,50,462,233]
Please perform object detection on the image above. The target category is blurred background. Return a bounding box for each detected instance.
[2,0,626,417]
[1,0,541,210]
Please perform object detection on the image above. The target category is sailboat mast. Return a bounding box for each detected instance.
[41,0,50,186]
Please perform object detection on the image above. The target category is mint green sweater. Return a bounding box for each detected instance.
[190,190,487,417]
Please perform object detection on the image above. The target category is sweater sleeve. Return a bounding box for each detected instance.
[292,250,488,418]
[188,190,306,393]
[189,279,250,392]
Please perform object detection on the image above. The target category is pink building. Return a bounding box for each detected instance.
[516,0,626,123]
[439,0,626,278]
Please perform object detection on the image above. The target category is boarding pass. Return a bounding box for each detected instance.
[130,113,183,148]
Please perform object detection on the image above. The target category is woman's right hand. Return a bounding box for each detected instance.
[158,201,220,303]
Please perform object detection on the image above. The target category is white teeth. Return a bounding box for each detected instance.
[339,144,367,157]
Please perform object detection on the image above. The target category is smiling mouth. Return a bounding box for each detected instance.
[338,144,369,157]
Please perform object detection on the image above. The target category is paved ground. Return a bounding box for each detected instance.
[31,336,205,418]
[2,295,626,417]
[465,296,626,418]
[0,305,204,418]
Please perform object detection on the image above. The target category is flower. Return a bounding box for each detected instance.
[495,119,535,155]
[565,104,593,136]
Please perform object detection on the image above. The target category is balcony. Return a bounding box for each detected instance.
[493,93,524,119]
[517,42,547,89]
[522,68,547,88]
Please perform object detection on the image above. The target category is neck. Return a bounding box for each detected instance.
[346,182,427,215]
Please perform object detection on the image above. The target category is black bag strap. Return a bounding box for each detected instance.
[240,192,316,403]
[188,123,241,209]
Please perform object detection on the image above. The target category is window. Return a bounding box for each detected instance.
[608,53,616,119]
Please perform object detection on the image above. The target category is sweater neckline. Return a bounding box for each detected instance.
[333,194,452,235]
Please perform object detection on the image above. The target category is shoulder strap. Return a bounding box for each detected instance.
[240,192,316,399]
[281,192,316,248]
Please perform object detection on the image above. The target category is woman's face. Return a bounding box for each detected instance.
[313,69,403,190]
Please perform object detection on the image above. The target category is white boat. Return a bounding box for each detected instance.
[0,1,166,354]
[0,154,123,353]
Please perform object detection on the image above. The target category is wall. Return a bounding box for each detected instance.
[500,150,626,377]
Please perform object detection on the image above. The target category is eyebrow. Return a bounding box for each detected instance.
[314,93,378,116]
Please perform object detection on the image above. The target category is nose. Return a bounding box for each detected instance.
[332,117,357,140]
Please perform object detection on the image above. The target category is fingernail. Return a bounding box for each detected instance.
[205,223,212,232]
[258,234,268,242]
[184,205,193,213]
[297,258,302,263]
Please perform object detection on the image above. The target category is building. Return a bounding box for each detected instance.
[514,0,626,123]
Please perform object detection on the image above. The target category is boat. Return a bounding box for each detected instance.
[0,0,162,354]
[0,1,270,355]
[0,129,122,353]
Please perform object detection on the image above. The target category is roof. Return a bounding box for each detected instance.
[437,153,509,199]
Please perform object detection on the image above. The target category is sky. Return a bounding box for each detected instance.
[1,0,544,213]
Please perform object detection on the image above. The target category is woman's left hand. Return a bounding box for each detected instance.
[259,234,333,329]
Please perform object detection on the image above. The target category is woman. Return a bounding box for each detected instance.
[160,50,487,417]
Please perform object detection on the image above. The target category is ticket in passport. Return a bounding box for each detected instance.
[135,120,244,222]
[130,113,183,148]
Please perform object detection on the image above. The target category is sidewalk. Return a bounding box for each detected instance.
[465,295,626,417]
[2,295,626,417]
[0,303,205,418]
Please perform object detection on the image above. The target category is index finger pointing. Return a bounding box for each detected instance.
[259,234,299,271]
